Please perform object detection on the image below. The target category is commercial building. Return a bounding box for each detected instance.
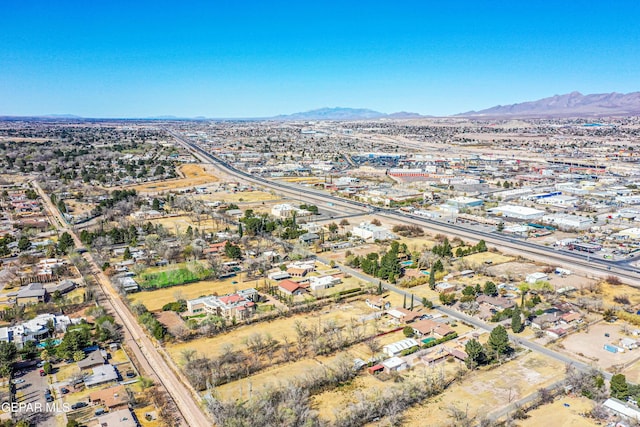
[487,205,545,220]
[446,196,483,209]
[352,222,395,242]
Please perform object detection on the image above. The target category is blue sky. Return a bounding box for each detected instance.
[1,1,639,117]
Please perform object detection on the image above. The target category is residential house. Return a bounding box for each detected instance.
[476,295,515,312]
[365,297,390,311]
[309,275,341,291]
[278,280,305,296]
[89,384,129,409]
[286,261,315,277]
[530,313,560,330]
[77,349,107,370]
[412,319,455,339]
[13,283,47,305]
[386,308,422,323]
[96,408,138,427]
[435,282,457,294]
[84,364,119,387]
[186,288,258,320]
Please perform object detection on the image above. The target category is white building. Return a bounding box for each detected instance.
[541,214,592,230]
[382,356,408,372]
[309,276,342,291]
[487,205,545,220]
[526,272,549,284]
[535,195,579,206]
[0,314,82,348]
[383,338,419,357]
[271,203,313,219]
[352,222,395,241]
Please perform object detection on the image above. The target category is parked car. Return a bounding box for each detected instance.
[11,379,25,384]
[45,395,53,402]
[125,371,136,378]
[71,402,88,410]
[39,369,45,376]
[95,409,106,416]
[36,361,45,368]
[60,387,69,394]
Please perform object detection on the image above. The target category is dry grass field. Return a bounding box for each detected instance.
[517,396,599,427]
[194,190,280,203]
[401,352,564,426]
[558,321,640,370]
[128,276,264,311]
[126,164,219,193]
[166,299,380,362]
[147,215,225,234]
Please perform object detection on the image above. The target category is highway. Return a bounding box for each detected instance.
[31,181,212,427]
[168,129,640,287]
[168,129,626,382]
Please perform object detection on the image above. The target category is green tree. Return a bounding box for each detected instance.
[464,339,486,369]
[428,267,436,290]
[123,247,132,260]
[511,304,523,333]
[17,235,31,251]
[0,342,18,365]
[611,374,629,399]
[488,325,510,358]
[73,350,85,362]
[43,361,52,374]
[497,222,505,232]
[402,326,414,338]
[484,281,497,296]
[152,198,161,210]
[224,241,242,260]
[58,232,75,253]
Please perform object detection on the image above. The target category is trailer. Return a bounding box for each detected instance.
[604,344,618,353]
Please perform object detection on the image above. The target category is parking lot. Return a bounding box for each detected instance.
[12,364,60,427]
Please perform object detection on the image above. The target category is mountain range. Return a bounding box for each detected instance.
[3,91,640,120]
[460,91,640,118]
[271,107,427,120]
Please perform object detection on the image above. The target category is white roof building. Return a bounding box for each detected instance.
[352,222,395,242]
[526,272,549,284]
[383,338,419,357]
[381,356,408,371]
[603,398,640,421]
[487,205,545,220]
[541,214,592,230]
[309,276,341,291]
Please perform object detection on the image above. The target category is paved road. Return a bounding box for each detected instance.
[170,129,640,287]
[31,181,212,427]
[312,253,612,383]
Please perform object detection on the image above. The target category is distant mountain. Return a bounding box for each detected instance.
[272,107,425,121]
[460,91,640,118]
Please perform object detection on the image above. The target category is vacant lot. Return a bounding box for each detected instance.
[127,164,219,193]
[128,276,262,311]
[166,299,379,362]
[195,190,280,203]
[486,261,540,281]
[558,321,640,370]
[401,352,564,426]
[518,396,599,427]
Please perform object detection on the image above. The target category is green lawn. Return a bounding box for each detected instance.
[140,267,212,289]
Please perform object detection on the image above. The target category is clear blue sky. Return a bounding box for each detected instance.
[1,1,639,118]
